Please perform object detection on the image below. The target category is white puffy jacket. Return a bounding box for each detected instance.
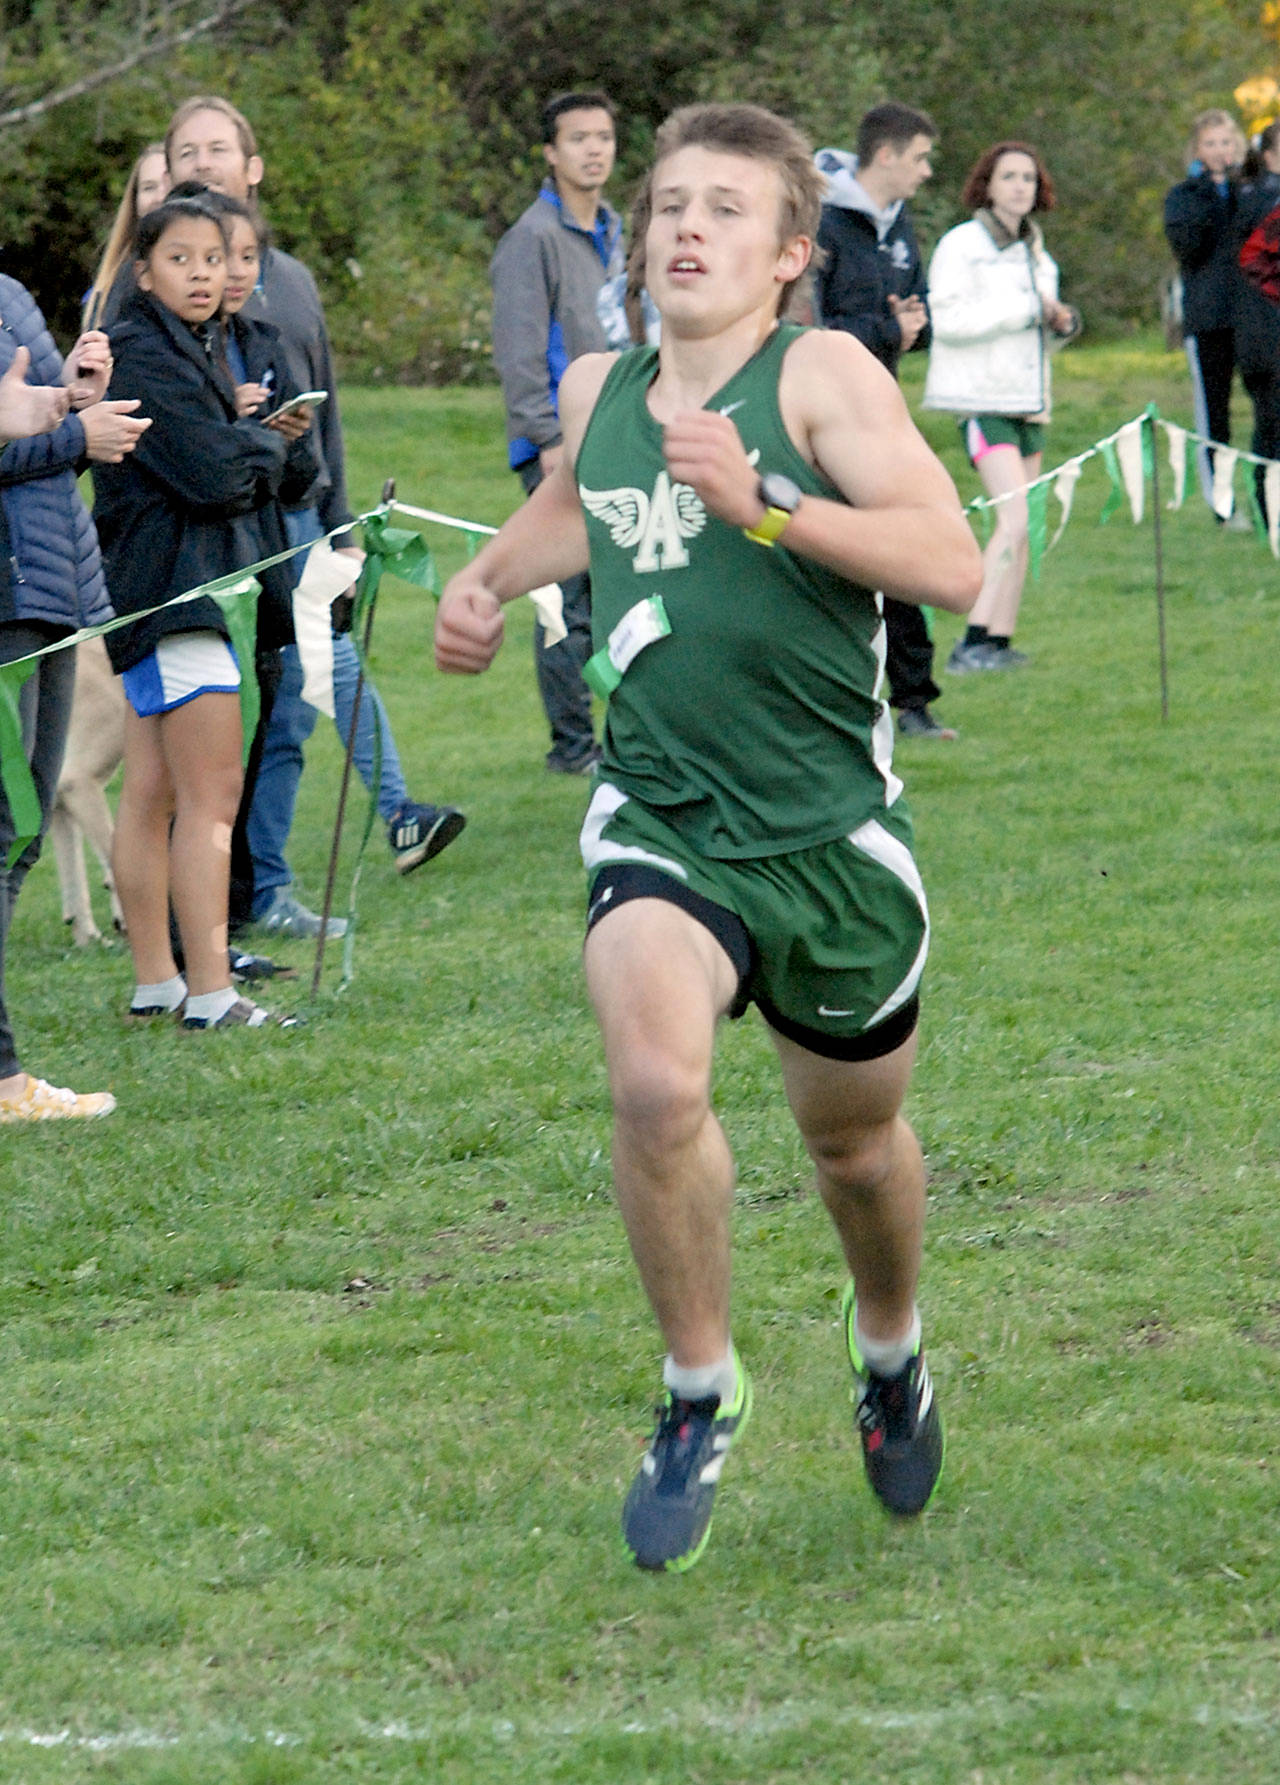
[922,213,1070,419]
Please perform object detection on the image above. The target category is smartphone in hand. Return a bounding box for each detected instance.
[261,389,328,422]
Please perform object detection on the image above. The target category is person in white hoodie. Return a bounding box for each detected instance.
[924,141,1079,672]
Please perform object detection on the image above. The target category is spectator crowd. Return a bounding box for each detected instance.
[2,85,1277,1128]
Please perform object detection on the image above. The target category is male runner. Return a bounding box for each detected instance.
[436,103,981,1572]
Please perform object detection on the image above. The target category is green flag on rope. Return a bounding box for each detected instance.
[1026,481,1049,581]
[969,498,995,545]
[331,513,440,990]
[1099,439,1124,523]
[0,659,40,869]
[209,574,263,764]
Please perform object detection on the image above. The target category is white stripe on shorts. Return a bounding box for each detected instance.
[867,594,904,810]
[122,630,240,717]
[579,780,689,880]
[847,816,930,1028]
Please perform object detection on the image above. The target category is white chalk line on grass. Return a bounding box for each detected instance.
[2,1698,1278,1754]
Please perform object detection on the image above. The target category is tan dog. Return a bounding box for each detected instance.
[49,636,126,945]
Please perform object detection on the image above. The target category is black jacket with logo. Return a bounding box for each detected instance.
[814,202,931,378]
[96,291,316,672]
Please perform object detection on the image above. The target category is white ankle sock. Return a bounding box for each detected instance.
[183,986,238,1026]
[664,1347,738,1406]
[131,975,187,1013]
[853,1309,922,1380]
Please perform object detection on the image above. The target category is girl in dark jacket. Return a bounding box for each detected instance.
[165,182,320,934]
[0,280,149,1120]
[94,195,313,1030]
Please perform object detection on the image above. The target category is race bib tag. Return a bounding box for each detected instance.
[582,594,671,698]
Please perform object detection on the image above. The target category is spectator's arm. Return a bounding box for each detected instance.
[491,224,561,451]
[108,349,286,515]
[0,412,88,484]
[1164,180,1222,273]
[0,284,89,480]
[904,230,931,355]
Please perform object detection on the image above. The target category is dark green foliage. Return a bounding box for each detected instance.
[0,0,1275,376]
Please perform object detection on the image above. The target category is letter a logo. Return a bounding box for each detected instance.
[633,472,705,572]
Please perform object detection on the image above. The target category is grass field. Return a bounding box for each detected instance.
[4,335,1280,1782]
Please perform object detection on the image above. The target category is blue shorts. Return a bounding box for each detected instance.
[121,631,239,717]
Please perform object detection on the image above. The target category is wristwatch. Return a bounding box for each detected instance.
[743,471,803,547]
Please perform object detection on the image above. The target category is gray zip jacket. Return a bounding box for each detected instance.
[490,182,623,469]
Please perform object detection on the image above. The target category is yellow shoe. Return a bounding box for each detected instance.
[0,1074,116,1123]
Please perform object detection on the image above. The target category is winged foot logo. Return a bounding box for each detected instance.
[580,471,706,573]
[580,447,761,574]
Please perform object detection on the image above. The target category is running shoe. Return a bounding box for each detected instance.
[621,1354,752,1572]
[842,1282,943,1517]
[387,802,466,876]
[252,887,346,941]
[0,1075,115,1122]
[897,705,958,740]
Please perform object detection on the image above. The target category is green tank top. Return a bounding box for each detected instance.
[576,322,903,860]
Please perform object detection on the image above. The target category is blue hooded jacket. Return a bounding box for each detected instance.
[0,274,111,632]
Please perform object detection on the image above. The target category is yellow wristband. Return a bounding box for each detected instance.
[743,505,792,548]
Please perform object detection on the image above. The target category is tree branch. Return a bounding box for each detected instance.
[0,0,271,131]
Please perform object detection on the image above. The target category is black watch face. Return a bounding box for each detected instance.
[759,472,803,513]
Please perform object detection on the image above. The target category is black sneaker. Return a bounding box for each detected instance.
[230,949,297,984]
[546,744,601,776]
[842,1283,943,1517]
[388,803,466,876]
[621,1355,753,1572]
[897,705,958,740]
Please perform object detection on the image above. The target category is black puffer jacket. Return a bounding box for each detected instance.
[94,290,316,673]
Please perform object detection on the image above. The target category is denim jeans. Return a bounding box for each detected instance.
[246,507,411,913]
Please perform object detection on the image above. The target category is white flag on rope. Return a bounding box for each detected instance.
[528,584,567,646]
[294,539,363,718]
[1210,446,1238,521]
[1050,458,1084,547]
[1163,423,1188,509]
[1115,421,1146,524]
